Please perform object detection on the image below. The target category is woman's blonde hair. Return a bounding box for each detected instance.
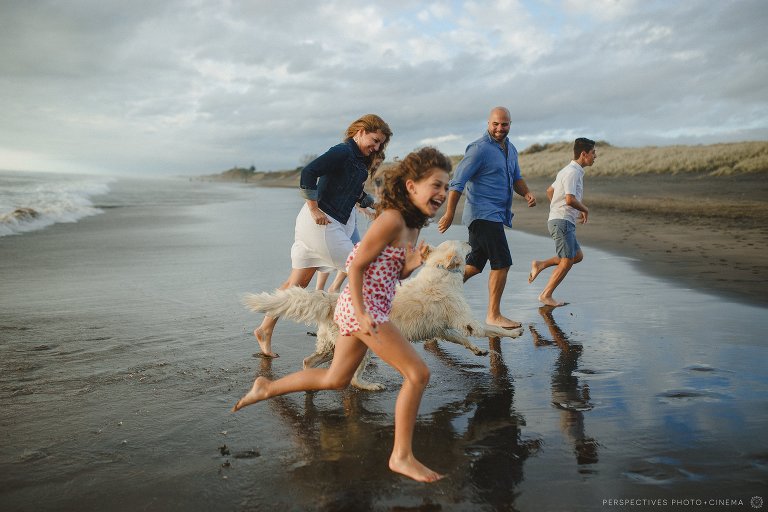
[344,114,393,172]
[376,147,451,229]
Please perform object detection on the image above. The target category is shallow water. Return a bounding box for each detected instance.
[0,179,766,511]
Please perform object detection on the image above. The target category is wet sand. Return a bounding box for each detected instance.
[1,179,766,511]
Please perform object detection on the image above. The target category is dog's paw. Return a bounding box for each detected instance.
[352,379,385,391]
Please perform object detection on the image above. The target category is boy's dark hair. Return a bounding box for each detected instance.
[376,147,451,229]
[573,138,596,159]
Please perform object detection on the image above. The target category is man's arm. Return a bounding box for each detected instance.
[513,178,537,207]
[437,142,480,233]
[438,190,462,233]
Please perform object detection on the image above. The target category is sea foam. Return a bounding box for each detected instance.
[0,171,112,237]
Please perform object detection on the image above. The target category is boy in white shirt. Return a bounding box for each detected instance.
[528,138,597,306]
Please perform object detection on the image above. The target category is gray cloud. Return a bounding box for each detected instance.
[0,0,766,175]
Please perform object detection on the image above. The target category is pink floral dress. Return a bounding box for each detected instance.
[334,243,405,335]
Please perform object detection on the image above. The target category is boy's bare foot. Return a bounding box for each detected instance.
[254,328,278,358]
[528,260,543,284]
[538,294,566,307]
[231,376,271,412]
[389,454,445,483]
[487,315,522,330]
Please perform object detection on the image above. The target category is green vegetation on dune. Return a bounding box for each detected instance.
[518,140,768,177]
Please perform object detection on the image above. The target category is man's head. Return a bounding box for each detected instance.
[487,107,511,143]
[574,137,597,167]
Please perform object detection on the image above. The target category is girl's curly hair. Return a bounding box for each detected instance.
[375,147,452,229]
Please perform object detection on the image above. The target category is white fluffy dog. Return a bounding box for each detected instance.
[244,240,523,390]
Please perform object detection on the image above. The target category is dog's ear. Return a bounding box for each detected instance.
[421,244,433,261]
[446,252,464,270]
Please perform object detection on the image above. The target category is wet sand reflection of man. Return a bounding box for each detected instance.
[424,338,541,508]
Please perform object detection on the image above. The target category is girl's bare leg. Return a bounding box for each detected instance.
[254,267,317,357]
[358,322,445,483]
[233,334,368,411]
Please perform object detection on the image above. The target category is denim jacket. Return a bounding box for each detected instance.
[299,138,374,224]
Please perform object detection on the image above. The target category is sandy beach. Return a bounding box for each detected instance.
[1,176,766,511]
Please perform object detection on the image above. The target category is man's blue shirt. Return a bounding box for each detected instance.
[449,131,522,228]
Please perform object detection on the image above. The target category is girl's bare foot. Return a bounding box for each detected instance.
[254,328,278,358]
[389,454,445,483]
[486,315,522,330]
[231,376,271,412]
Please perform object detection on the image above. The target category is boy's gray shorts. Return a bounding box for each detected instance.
[548,219,580,259]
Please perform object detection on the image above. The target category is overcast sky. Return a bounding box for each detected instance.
[1,0,766,175]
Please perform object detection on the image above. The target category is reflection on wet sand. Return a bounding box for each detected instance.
[240,340,543,509]
[247,358,388,510]
[427,338,541,507]
[530,306,599,469]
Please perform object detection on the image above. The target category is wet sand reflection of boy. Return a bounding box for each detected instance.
[529,306,599,466]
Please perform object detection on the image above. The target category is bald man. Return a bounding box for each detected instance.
[438,107,536,329]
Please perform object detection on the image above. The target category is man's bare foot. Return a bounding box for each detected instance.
[231,376,271,412]
[538,294,566,307]
[528,260,543,284]
[254,328,278,358]
[389,454,445,483]
[487,315,522,329]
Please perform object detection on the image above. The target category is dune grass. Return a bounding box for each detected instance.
[516,140,768,177]
[205,140,768,183]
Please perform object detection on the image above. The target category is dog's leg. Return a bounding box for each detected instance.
[303,350,334,369]
[303,324,338,369]
[440,328,489,356]
[478,323,524,339]
[350,349,385,391]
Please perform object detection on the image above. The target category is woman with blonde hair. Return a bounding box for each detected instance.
[254,114,392,357]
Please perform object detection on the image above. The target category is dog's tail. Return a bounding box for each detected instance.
[242,286,339,325]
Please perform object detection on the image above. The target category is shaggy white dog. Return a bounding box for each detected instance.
[244,240,523,390]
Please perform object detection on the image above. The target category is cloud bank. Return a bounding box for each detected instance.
[1,0,766,175]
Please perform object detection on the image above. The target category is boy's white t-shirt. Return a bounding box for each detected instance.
[548,161,584,225]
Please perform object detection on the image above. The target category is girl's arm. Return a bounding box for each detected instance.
[400,239,426,279]
[347,209,403,336]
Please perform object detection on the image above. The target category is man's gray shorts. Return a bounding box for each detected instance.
[548,219,580,259]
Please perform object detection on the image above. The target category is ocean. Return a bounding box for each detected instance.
[0,171,113,237]
[0,174,766,511]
